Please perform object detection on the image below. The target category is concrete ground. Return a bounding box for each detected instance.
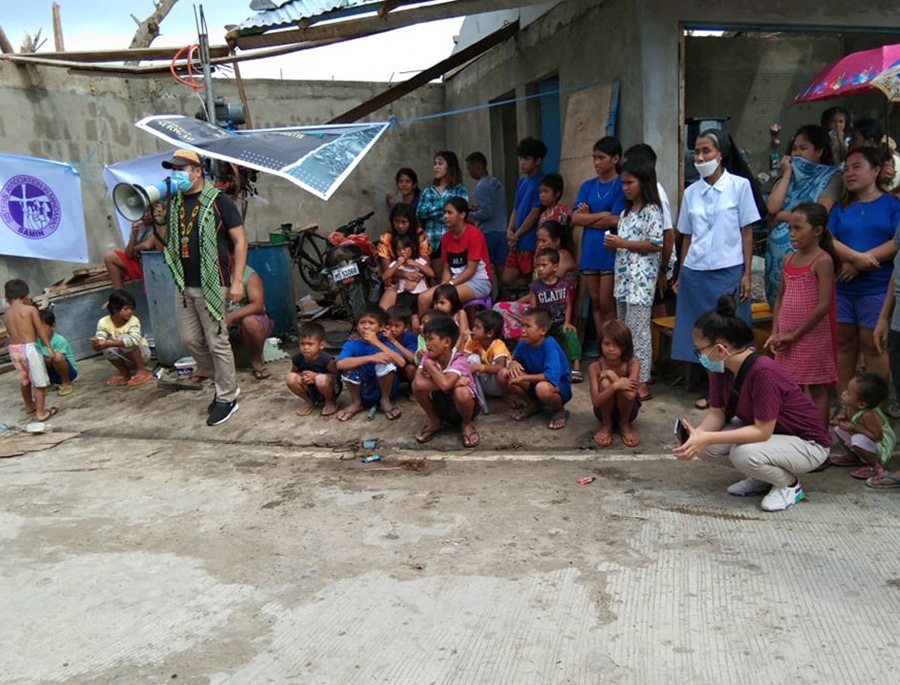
[2,358,900,684]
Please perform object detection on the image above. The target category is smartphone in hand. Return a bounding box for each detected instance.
[674,418,690,445]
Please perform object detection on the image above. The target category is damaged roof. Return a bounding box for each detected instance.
[237,0,384,35]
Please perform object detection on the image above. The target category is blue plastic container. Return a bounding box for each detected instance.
[246,242,296,336]
[141,251,189,366]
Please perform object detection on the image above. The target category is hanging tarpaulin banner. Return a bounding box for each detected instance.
[0,153,88,263]
[102,151,172,244]
[134,115,392,201]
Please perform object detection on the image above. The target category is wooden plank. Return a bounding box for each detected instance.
[20,44,232,63]
[329,21,519,124]
[231,0,549,50]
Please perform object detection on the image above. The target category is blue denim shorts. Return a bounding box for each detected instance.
[836,291,885,329]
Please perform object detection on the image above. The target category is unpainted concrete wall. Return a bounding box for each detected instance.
[0,63,446,292]
[684,35,847,177]
[444,0,642,202]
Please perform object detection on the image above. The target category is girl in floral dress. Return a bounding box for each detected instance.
[603,158,663,401]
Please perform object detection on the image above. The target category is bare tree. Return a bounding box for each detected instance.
[127,0,179,62]
[21,28,47,53]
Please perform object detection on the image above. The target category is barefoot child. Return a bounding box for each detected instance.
[765,202,837,426]
[36,309,78,396]
[92,289,152,387]
[3,279,57,420]
[385,305,420,385]
[285,321,341,417]
[413,315,482,448]
[465,309,511,399]
[589,320,641,448]
[499,307,571,429]
[335,304,406,421]
[831,372,896,479]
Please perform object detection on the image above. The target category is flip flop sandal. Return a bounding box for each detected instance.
[384,406,402,421]
[461,428,480,448]
[127,374,153,387]
[851,465,885,480]
[253,368,271,380]
[36,407,59,421]
[694,397,710,410]
[639,393,653,402]
[571,370,584,383]
[829,453,863,467]
[622,433,642,447]
[296,404,316,417]
[866,473,900,489]
[594,431,613,447]
[105,375,129,387]
[415,425,443,444]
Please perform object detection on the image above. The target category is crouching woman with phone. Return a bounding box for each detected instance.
[673,295,831,512]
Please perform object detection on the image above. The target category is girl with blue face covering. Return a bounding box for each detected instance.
[673,295,832,513]
[764,125,842,307]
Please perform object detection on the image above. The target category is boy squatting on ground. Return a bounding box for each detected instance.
[413,314,483,448]
[3,279,58,421]
[334,304,407,422]
[91,289,153,387]
[36,309,78,396]
[285,321,342,417]
[499,307,572,430]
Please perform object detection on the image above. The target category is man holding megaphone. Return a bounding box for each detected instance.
[155,149,247,427]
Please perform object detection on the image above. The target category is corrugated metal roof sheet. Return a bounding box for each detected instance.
[238,0,382,35]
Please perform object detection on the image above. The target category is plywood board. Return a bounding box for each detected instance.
[558,83,615,209]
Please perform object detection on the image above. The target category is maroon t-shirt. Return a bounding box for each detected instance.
[709,355,831,447]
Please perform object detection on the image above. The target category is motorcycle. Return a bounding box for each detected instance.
[286,211,382,323]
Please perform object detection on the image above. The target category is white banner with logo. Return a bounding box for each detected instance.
[0,153,88,263]
[102,151,172,244]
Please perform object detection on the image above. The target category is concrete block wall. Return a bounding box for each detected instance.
[0,63,446,292]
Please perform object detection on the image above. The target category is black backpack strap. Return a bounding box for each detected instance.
[725,352,760,422]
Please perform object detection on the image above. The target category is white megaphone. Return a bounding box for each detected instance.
[112,179,173,222]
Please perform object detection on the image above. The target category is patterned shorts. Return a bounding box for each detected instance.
[9,342,50,388]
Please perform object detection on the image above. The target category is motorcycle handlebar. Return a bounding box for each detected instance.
[336,211,376,236]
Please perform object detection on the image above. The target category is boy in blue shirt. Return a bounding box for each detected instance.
[503,137,547,288]
[500,307,571,430]
[336,304,407,422]
[36,309,78,396]
[385,304,419,386]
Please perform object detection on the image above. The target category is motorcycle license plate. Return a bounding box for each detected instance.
[331,263,359,281]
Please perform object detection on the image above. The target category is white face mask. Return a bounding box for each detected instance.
[694,157,720,179]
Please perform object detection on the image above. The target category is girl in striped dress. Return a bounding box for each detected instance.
[765,202,837,426]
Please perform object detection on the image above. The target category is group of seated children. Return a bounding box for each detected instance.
[283,297,646,449]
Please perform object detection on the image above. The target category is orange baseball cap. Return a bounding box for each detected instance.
[161,149,201,168]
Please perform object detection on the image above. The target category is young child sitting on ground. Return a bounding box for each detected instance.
[36,309,78,396]
[413,314,482,448]
[384,304,420,386]
[335,304,407,422]
[91,289,152,387]
[465,309,510,399]
[831,372,896,480]
[285,321,341,417]
[499,307,571,429]
[3,279,57,420]
[433,283,470,346]
[589,319,642,448]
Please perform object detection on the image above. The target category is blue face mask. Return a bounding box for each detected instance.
[171,170,192,192]
[698,352,725,374]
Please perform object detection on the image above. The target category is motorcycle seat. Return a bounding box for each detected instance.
[294,222,319,233]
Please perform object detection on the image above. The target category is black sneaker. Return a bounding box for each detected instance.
[208,387,240,414]
[207,400,239,426]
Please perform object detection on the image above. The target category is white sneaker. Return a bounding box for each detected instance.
[761,482,804,512]
[727,477,771,497]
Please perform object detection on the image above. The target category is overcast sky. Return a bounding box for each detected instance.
[3,0,463,81]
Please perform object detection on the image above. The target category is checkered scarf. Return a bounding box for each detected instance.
[164,181,225,320]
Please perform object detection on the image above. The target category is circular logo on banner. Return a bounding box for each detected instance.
[0,175,62,240]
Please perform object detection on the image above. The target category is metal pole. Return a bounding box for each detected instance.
[196,5,216,124]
